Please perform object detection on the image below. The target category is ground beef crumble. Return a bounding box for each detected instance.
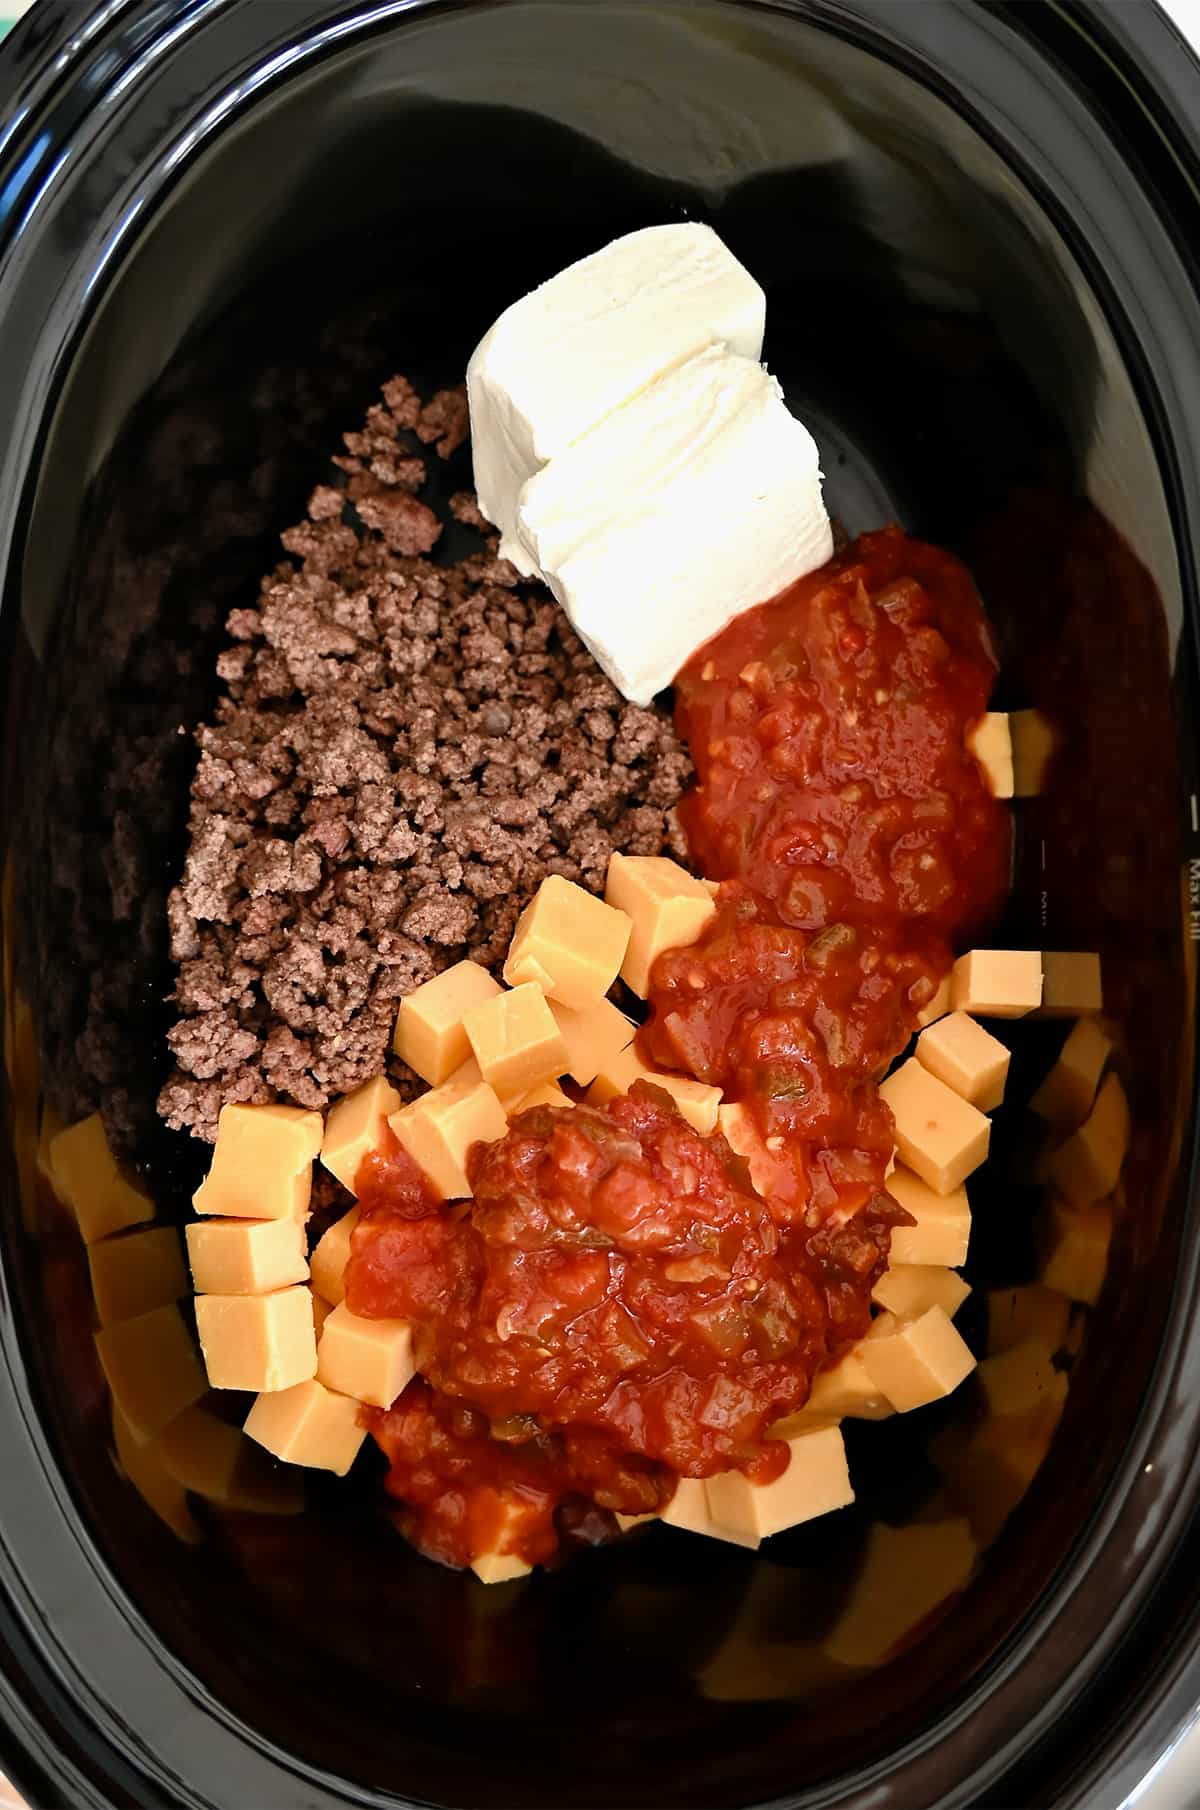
[158,378,691,1140]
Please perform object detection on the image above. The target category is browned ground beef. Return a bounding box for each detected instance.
[158,377,692,1140]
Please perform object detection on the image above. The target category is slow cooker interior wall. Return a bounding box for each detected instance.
[3,5,1188,1806]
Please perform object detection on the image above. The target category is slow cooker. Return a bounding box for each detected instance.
[1,2,1199,1806]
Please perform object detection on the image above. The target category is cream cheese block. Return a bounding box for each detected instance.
[468,222,765,572]
[514,345,831,704]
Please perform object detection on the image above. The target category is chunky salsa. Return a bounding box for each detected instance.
[347,526,1009,1573]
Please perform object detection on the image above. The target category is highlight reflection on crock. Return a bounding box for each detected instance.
[1,227,1130,1671]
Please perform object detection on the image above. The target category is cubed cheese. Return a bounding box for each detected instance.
[1030,1016,1113,1131]
[587,1043,721,1134]
[392,962,502,1085]
[1010,707,1057,796]
[468,223,765,570]
[706,1423,853,1544]
[244,1378,367,1476]
[1035,951,1103,1018]
[321,1075,403,1192]
[872,1265,970,1321]
[951,949,1043,1018]
[503,875,632,1008]
[660,1476,726,1539]
[49,1113,154,1244]
[88,1226,188,1325]
[462,982,569,1100]
[111,1403,201,1544]
[975,1337,1060,1418]
[512,1080,575,1111]
[192,1103,323,1221]
[916,1011,1010,1111]
[515,346,831,705]
[186,1214,309,1296]
[194,1287,318,1393]
[316,1303,415,1409]
[389,1079,508,1200]
[799,1348,894,1421]
[1040,1197,1112,1305]
[966,712,1014,799]
[1047,1072,1130,1205]
[915,975,953,1029]
[717,1102,797,1203]
[603,853,717,996]
[859,1306,975,1412]
[466,1488,543,1582]
[158,1405,303,1514]
[549,996,636,1086]
[823,1519,977,1669]
[309,1206,360,1306]
[879,1060,990,1195]
[887,1167,971,1266]
[985,1284,1071,1357]
[311,1289,332,1342]
[95,1305,207,1445]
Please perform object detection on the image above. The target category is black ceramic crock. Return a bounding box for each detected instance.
[1,2,1200,1806]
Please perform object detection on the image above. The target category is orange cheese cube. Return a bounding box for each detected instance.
[859,1306,975,1412]
[462,983,569,1099]
[472,1551,534,1585]
[389,1078,508,1200]
[604,853,717,996]
[587,1043,721,1135]
[504,875,631,1008]
[823,1519,977,1669]
[393,961,502,1084]
[660,1476,727,1539]
[549,996,636,1086]
[244,1378,366,1476]
[880,1059,990,1195]
[966,712,1014,799]
[512,1080,575,1111]
[915,974,953,1029]
[195,1287,318,1392]
[985,1284,1071,1356]
[192,1103,323,1221]
[321,1075,403,1192]
[309,1206,360,1305]
[1040,1198,1112,1305]
[88,1226,188,1325]
[311,1290,332,1342]
[36,1101,66,1188]
[50,1113,154,1244]
[95,1304,207,1445]
[1047,1072,1130,1205]
[952,949,1043,1018]
[975,1337,1060,1418]
[706,1423,853,1544]
[916,1011,1009,1112]
[717,1103,795,1203]
[1035,951,1103,1018]
[111,1403,201,1544]
[316,1303,415,1409]
[1010,707,1057,796]
[1030,1016,1113,1131]
[872,1264,970,1321]
[468,1490,542,1582]
[800,1348,894,1421]
[186,1214,309,1296]
[157,1405,303,1514]
[887,1166,971,1266]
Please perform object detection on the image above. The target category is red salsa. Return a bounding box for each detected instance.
[348,527,1010,1573]
[676,525,1009,941]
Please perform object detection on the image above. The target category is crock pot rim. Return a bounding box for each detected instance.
[0,4,1199,1808]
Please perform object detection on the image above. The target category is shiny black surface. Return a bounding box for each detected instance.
[0,3,1199,1807]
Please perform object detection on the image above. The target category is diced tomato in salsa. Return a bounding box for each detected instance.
[351,527,1010,1573]
[675,525,1009,941]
